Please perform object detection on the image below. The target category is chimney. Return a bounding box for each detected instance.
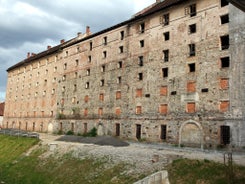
[77,32,82,37]
[31,53,36,56]
[27,52,30,58]
[86,26,90,35]
[47,45,52,50]
[60,39,65,44]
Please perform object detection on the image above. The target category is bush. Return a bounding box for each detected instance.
[83,127,97,137]
[66,130,74,135]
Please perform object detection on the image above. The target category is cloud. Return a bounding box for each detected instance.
[0,0,155,102]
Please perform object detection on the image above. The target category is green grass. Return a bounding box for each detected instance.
[167,158,245,184]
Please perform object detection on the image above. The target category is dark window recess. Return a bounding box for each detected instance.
[201,88,209,93]
[103,51,107,58]
[164,32,170,41]
[189,44,196,56]
[162,68,168,78]
[103,36,107,45]
[221,0,229,7]
[140,40,144,47]
[118,61,122,68]
[163,50,169,62]
[189,63,196,72]
[116,124,120,136]
[190,4,197,17]
[221,57,230,68]
[163,13,169,25]
[136,124,141,139]
[138,73,143,80]
[161,125,167,140]
[139,56,144,66]
[220,125,230,145]
[88,55,92,62]
[171,91,177,95]
[145,94,150,98]
[101,65,105,72]
[90,42,93,51]
[221,35,229,50]
[189,24,196,34]
[120,31,124,40]
[221,14,229,24]
[100,80,104,86]
[119,46,124,53]
[140,23,145,33]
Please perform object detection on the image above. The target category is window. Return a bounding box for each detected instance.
[140,23,145,33]
[163,13,169,25]
[77,47,80,53]
[162,68,168,78]
[190,4,196,17]
[220,35,229,50]
[103,36,107,45]
[220,125,230,145]
[187,81,196,93]
[62,75,66,81]
[119,46,124,53]
[117,76,122,84]
[160,86,168,96]
[164,32,170,41]
[52,89,55,95]
[62,86,65,93]
[90,42,93,51]
[221,0,229,7]
[98,108,103,116]
[220,101,229,112]
[73,84,77,92]
[88,55,92,62]
[65,51,68,57]
[72,97,76,104]
[86,69,90,76]
[136,89,143,98]
[189,24,196,34]
[84,95,89,103]
[189,44,196,56]
[85,82,90,89]
[138,73,143,80]
[116,124,120,136]
[136,106,142,114]
[139,56,144,66]
[118,61,123,68]
[140,40,144,47]
[103,51,107,58]
[220,78,229,89]
[99,93,104,101]
[101,65,105,72]
[74,72,78,78]
[221,57,230,68]
[120,31,124,40]
[163,50,169,62]
[159,104,168,115]
[115,108,121,116]
[161,125,167,140]
[187,102,196,113]
[201,88,209,93]
[100,79,105,87]
[75,59,79,66]
[221,14,229,24]
[54,66,57,72]
[116,91,121,99]
[188,63,196,72]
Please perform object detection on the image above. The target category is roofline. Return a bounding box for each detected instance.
[7,0,184,72]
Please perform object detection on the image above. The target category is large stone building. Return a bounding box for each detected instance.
[3,0,245,148]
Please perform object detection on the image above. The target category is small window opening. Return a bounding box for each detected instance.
[221,57,230,68]
[120,31,124,40]
[75,59,79,66]
[201,88,209,93]
[118,61,123,68]
[161,125,167,140]
[189,44,196,56]
[119,46,124,53]
[85,82,90,89]
[140,40,144,47]
[86,69,90,76]
[103,51,107,58]
[221,14,229,24]
[117,76,122,84]
[221,0,229,7]
[90,42,93,50]
[221,35,229,50]
[189,24,196,34]
[171,91,177,95]
[189,63,196,72]
[88,55,92,62]
[100,79,105,87]
[163,13,169,25]
[139,56,144,66]
[163,50,169,62]
[101,65,105,72]
[164,32,170,41]
[103,36,107,45]
[140,23,145,33]
[138,73,143,80]
[145,94,150,98]
[162,68,168,78]
[190,4,196,17]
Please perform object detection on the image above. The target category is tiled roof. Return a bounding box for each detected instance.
[0,102,4,116]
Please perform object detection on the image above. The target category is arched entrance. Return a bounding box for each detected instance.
[179,120,203,149]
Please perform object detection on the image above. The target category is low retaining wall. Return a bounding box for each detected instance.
[134,170,169,184]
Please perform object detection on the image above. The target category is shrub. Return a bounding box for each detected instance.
[83,127,97,137]
[66,130,74,135]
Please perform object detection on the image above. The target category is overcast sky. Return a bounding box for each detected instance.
[0,0,155,102]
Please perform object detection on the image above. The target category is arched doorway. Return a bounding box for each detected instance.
[179,120,203,149]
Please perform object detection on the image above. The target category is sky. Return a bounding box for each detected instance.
[0,0,155,102]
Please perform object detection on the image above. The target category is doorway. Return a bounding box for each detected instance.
[136,124,141,140]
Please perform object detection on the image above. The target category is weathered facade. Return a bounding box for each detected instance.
[3,0,245,148]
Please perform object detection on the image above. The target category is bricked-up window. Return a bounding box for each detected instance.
[187,81,196,93]
[140,23,145,33]
[119,46,124,53]
[136,88,143,98]
[99,93,104,101]
[160,86,168,96]
[163,13,169,25]
[162,68,168,78]
[221,0,229,7]
[187,102,196,113]
[164,32,170,41]
[220,78,229,89]
[189,63,196,72]
[163,50,169,62]
[103,36,107,45]
[118,61,123,68]
[103,51,107,58]
[220,125,230,145]
[90,42,93,51]
[138,73,143,80]
[220,35,229,50]
[101,65,105,72]
[136,106,142,114]
[116,91,121,99]
[85,82,89,89]
[100,79,105,87]
[88,55,92,62]
[189,24,196,34]
[140,40,144,47]
[220,101,229,112]
[84,95,89,103]
[139,56,144,66]
[115,108,121,116]
[98,108,103,116]
[189,44,196,56]
[190,4,196,17]
[84,108,88,116]
[161,125,167,140]
[221,14,229,24]
[159,104,168,115]
[221,57,230,68]
[120,31,124,40]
